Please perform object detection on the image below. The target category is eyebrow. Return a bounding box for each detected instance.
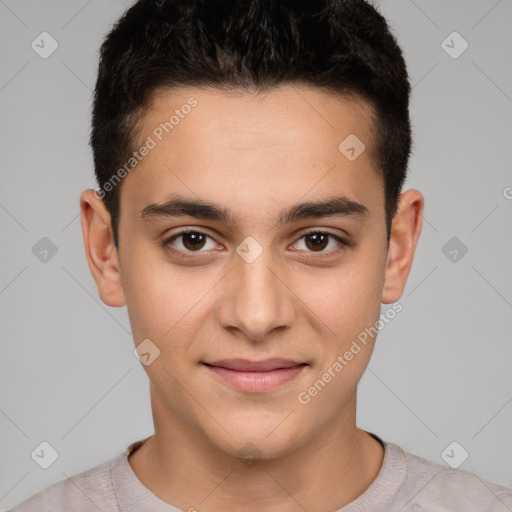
[140,193,369,226]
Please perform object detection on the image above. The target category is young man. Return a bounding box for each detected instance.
[12,0,512,511]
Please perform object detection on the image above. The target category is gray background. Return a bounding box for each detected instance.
[1,0,511,509]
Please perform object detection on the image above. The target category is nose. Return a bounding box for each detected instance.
[214,247,296,343]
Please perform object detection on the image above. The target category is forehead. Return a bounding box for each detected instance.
[140,84,377,158]
[121,84,383,227]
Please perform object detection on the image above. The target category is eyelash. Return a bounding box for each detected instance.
[162,229,353,258]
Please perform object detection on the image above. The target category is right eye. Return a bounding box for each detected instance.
[163,230,220,254]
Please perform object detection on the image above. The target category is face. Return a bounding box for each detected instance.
[83,84,421,460]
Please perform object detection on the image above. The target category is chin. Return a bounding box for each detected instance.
[204,415,311,462]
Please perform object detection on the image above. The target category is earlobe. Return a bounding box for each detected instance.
[80,189,126,307]
[381,189,424,304]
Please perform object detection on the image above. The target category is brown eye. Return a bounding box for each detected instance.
[182,232,207,251]
[304,233,329,251]
[164,230,217,253]
[293,231,351,254]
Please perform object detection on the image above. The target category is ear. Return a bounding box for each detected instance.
[381,189,424,304]
[80,189,126,307]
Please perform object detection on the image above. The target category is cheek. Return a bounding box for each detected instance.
[309,268,384,385]
[119,246,174,341]
[299,269,382,409]
[124,276,178,343]
[120,250,215,346]
[304,261,383,338]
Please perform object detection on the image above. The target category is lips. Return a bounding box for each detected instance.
[203,358,307,393]
[205,358,305,372]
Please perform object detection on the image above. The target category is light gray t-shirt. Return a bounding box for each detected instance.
[10,432,512,511]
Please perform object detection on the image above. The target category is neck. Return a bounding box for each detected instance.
[128,388,384,512]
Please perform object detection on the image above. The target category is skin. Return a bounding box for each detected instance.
[80,84,423,512]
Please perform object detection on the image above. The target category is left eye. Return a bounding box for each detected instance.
[164,230,349,254]
[294,232,348,252]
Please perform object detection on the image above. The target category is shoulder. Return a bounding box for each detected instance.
[393,443,512,511]
[9,453,123,512]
